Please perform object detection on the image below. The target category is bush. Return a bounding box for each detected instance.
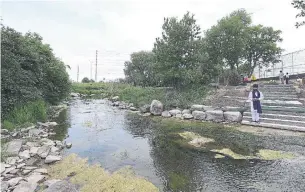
[220,69,241,86]
[3,100,47,127]
[1,26,71,117]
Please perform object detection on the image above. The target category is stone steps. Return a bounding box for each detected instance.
[241,120,305,132]
[243,116,305,127]
[264,93,298,97]
[263,96,299,101]
[243,112,305,121]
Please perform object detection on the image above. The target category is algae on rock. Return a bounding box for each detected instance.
[48,154,159,192]
[257,149,296,160]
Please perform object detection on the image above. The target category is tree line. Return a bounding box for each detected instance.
[1,26,71,117]
[123,9,283,87]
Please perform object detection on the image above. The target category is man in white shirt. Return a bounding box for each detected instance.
[279,71,284,84]
[248,84,264,123]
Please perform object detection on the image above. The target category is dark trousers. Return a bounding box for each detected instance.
[286,78,289,84]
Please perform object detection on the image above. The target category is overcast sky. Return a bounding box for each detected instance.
[1,0,305,81]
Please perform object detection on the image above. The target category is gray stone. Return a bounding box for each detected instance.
[34,168,47,174]
[192,111,206,120]
[4,167,16,174]
[28,129,43,137]
[65,143,72,148]
[150,100,163,115]
[39,138,55,146]
[5,140,23,156]
[129,107,137,111]
[20,126,35,133]
[29,147,39,156]
[139,104,151,113]
[113,101,120,106]
[12,132,19,138]
[182,109,191,114]
[22,170,32,175]
[1,129,9,135]
[141,112,151,117]
[8,177,24,186]
[55,141,64,149]
[24,166,37,170]
[45,155,62,164]
[26,173,45,183]
[6,157,19,165]
[9,168,19,174]
[183,113,194,119]
[25,158,40,166]
[37,145,51,158]
[41,133,49,138]
[12,181,38,192]
[224,111,242,122]
[206,110,224,122]
[161,111,172,118]
[1,181,9,191]
[22,145,31,151]
[16,163,26,169]
[169,109,182,116]
[190,105,214,112]
[112,96,119,102]
[39,122,58,127]
[44,179,61,187]
[26,142,39,148]
[50,146,60,153]
[1,163,6,174]
[19,150,30,159]
[70,93,79,97]
[175,114,183,119]
[45,180,78,192]
[3,173,16,180]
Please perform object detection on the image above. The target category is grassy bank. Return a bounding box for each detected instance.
[72,82,209,109]
[2,100,47,131]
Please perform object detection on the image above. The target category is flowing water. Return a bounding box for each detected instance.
[54,99,305,192]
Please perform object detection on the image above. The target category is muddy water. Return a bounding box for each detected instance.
[55,99,305,192]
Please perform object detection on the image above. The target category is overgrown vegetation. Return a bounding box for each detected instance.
[1,26,71,129]
[72,82,208,109]
[123,9,282,87]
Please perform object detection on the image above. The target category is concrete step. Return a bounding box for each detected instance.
[260,88,296,93]
[243,112,305,121]
[245,106,305,114]
[241,120,305,132]
[264,93,298,98]
[243,116,305,127]
[262,84,294,88]
[263,97,299,101]
[261,100,303,107]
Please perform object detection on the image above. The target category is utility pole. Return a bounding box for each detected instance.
[95,50,98,82]
[77,65,79,82]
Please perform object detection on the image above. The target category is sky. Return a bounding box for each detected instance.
[1,0,305,81]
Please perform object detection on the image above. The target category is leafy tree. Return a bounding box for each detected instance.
[205,9,252,70]
[124,51,156,86]
[81,77,90,83]
[243,25,283,76]
[1,26,71,116]
[153,12,213,87]
[292,0,305,28]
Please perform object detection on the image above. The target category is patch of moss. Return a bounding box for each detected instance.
[178,131,215,148]
[211,148,256,159]
[168,172,189,191]
[48,154,159,192]
[214,154,225,159]
[257,149,296,160]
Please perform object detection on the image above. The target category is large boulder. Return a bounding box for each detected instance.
[150,100,163,116]
[37,145,51,158]
[161,111,172,118]
[190,105,214,112]
[192,111,206,120]
[45,155,62,164]
[5,140,23,156]
[183,113,193,120]
[182,109,191,114]
[139,104,151,113]
[169,109,181,116]
[224,111,242,122]
[205,110,224,122]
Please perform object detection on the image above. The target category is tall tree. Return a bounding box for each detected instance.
[292,0,305,28]
[243,25,283,76]
[124,51,156,86]
[153,12,209,87]
[205,9,252,70]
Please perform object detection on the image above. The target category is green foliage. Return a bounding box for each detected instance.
[72,82,208,109]
[205,9,282,76]
[82,77,91,83]
[1,26,71,117]
[292,0,305,28]
[227,70,241,86]
[3,100,47,129]
[2,120,14,131]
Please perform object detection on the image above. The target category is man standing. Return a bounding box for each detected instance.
[248,84,264,123]
[285,72,289,84]
[279,71,284,84]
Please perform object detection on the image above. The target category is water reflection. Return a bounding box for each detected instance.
[62,99,305,192]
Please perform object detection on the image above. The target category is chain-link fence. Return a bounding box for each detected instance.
[253,49,305,79]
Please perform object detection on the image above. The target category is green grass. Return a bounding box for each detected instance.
[72,82,209,109]
[2,100,47,131]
